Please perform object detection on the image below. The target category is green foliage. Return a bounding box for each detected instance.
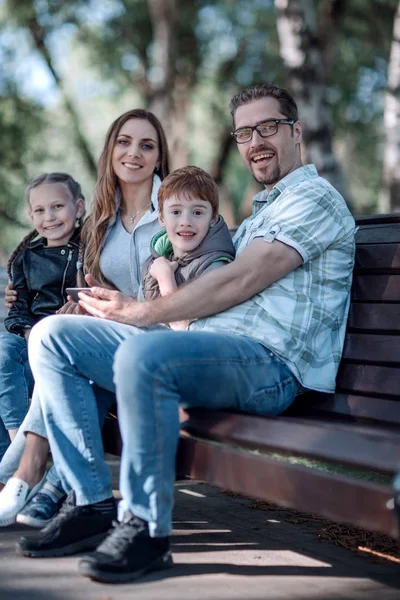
[0,82,46,245]
[0,0,398,253]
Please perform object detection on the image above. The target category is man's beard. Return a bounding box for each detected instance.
[250,162,281,186]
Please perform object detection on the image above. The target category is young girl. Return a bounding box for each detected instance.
[0,172,85,463]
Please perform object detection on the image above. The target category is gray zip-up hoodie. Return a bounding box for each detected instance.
[142,216,235,301]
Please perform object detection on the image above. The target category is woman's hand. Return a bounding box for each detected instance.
[57,300,87,315]
[4,283,17,309]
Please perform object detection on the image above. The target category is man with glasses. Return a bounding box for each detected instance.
[20,83,355,583]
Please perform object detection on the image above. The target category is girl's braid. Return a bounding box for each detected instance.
[7,229,39,280]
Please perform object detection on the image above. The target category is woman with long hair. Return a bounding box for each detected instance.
[0,109,170,528]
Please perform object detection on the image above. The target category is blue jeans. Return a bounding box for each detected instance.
[29,314,299,537]
[0,333,34,461]
[0,377,114,490]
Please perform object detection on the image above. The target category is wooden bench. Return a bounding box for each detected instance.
[103,213,400,539]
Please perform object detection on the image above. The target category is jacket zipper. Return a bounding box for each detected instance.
[61,248,73,299]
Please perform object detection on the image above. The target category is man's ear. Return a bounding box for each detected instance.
[159,213,165,226]
[210,216,218,227]
[294,121,302,144]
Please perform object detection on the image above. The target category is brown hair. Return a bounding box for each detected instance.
[80,109,170,286]
[7,172,85,279]
[158,166,219,219]
[230,83,299,126]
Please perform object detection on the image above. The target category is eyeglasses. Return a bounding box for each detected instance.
[231,119,295,144]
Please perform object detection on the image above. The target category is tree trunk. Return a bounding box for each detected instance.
[146,0,177,124]
[146,0,189,167]
[25,16,97,177]
[274,0,348,201]
[381,1,400,213]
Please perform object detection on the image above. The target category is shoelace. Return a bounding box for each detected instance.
[42,494,77,529]
[97,518,145,555]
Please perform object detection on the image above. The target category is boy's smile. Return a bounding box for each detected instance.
[160,195,215,258]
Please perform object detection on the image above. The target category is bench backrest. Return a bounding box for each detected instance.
[298,214,400,428]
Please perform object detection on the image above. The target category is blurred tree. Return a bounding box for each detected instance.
[5,0,97,176]
[0,0,398,237]
[382,0,400,212]
[0,82,44,231]
[274,0,347,198]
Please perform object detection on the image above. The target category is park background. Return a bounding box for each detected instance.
[0,0,399,263]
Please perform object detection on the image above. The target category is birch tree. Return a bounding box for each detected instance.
[274,0,347,199]
[381,0,400,212]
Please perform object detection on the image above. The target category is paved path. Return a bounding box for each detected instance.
[0,478,399,599]
[0,269,399,598]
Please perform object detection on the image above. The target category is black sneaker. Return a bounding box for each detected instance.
[78,512,173,583]
[16,492,116,558]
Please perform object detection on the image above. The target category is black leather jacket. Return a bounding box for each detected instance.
[4,230,80,335]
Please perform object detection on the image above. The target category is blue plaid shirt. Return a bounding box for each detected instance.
[192,165,355,392]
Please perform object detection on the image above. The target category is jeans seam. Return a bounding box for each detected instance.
[76,374,103,492]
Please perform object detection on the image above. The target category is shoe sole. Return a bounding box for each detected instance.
[16,532,108,558]
[16,513,52,528]
[79,552,174,583]
[0,516,16,527]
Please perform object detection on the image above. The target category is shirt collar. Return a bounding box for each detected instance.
[252,164,318,208]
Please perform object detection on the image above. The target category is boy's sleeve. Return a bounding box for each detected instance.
[252,185,354,263]
[4,252,36,334]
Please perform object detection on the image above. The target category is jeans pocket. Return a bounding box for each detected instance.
[242,375,298,417]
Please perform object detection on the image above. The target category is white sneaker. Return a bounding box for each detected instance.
[0,476,45,527]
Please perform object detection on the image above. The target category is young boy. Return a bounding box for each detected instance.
[141,165,235,330]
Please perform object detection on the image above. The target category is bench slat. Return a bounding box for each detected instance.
[352,274,400,302]
[342,332,400,364]
[356,222,400,244]
[355,243,400,270]
[180,409,400,474]
[348,303,400,332]
[177,437,397,537]
[294,392,400,426]
[337,363,400,398]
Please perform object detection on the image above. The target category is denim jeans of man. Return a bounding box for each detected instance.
[29,314,299,538]
[0,333,34,461]
[0,379,115,491]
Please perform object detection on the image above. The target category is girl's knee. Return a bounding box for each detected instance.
[0,333,27,367]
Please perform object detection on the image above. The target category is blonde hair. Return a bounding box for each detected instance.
[80,109,170,286]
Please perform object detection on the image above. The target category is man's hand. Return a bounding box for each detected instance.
[77,286,140,324]
[4,283,17,309]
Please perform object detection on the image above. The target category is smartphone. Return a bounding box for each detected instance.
[65,287,93,302]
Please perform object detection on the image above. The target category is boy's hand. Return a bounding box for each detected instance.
[4,283,17,309]
[149,257,178,284]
